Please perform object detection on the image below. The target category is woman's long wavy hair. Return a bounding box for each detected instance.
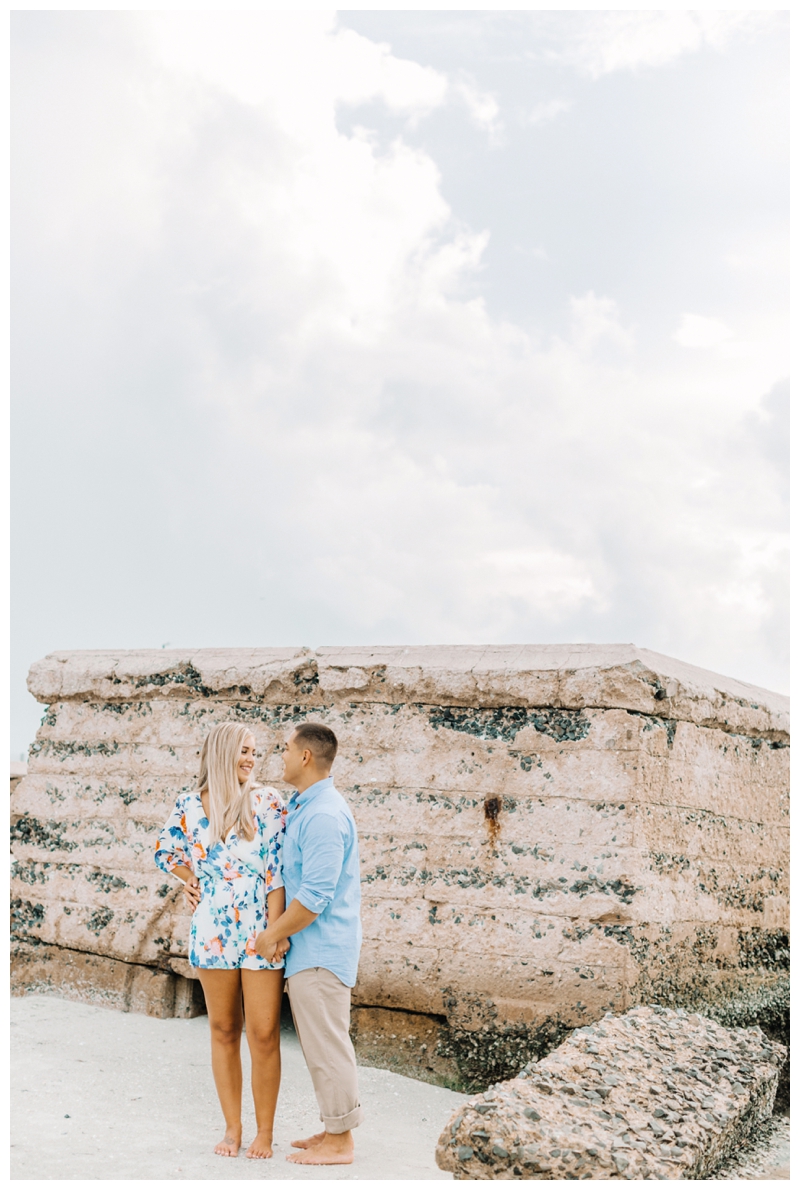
[198,722,257,845]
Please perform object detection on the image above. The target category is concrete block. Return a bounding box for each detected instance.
[13,645,788,1060]
[436,1004,786,1178]
[11,938,178,1017]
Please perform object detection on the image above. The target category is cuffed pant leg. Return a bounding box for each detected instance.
[286,967,364,1133]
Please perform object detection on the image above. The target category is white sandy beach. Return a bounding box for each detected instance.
[11,995,465,1181]
[11,993,789,1182]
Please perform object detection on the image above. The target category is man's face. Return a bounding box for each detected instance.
[282,730,308,788]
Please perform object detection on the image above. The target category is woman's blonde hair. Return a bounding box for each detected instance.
[198,722,257,845]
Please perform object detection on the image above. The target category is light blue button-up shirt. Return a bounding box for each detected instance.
[283,776,362,988]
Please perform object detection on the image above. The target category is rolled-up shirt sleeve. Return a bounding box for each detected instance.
[294,812,345,915]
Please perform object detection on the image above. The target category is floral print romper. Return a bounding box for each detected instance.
[155,787,287,970]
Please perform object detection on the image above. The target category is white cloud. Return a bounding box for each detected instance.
[673,314,734,349]
[451,78,503,143]
[701,531,788,624]
[149,12,449,122]
[548,11,782,78]
[569,292,635,355]
[724,233,788,280]
[527,98,572,127]
[11,9,789,755]
[479,550,601,615]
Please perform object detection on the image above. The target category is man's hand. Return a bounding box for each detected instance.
[182,873,201,912]
[254,899,317,962]
[254,929,286,963]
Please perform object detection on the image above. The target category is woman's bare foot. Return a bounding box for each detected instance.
[245,1131,274,1159]
[214,1130,241,1157]
[291,1131,325,1150]
[286,1132,354,1165]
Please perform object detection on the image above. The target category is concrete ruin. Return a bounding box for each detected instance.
[11,645,789,1091]
[436,1004,786,1179]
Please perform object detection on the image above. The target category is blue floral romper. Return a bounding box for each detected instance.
[155,787,287,970]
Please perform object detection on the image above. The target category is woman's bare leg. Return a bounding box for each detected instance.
[197,969,244,1156]
[241,968,284,1158]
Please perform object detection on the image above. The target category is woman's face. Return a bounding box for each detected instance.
[237,735,257,785]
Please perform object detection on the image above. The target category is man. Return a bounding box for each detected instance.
[254,722,363,1165]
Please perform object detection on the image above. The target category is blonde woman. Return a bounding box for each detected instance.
[155,722,288,1160]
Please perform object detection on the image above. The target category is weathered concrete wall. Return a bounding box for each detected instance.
[11,645,789,1087]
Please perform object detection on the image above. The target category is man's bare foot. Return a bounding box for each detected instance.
[245,1131,274,1159]
[214,1131,241,1157]
[291,1131,325,1150]
[286,1133,354,1166]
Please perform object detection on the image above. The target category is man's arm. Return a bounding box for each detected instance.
[255,897,317,958]
[255,810,345,960]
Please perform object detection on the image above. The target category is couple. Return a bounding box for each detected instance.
[154,720,363,1165]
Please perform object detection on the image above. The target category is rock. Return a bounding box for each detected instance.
[708,1114,790,1180]
[12,645,789,1079]
[435,1005,787,1179]
[10,937,205,1018]
[349,1005,461,1086]
[10,762,28,796]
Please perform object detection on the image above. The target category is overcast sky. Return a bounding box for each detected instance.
[11,10,788,757]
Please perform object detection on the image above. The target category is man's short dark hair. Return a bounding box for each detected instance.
[293,722,338,766]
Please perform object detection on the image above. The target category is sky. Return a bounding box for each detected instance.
[11,10,789,758]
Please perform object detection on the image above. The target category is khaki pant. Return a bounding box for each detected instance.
[286,966,364,1133]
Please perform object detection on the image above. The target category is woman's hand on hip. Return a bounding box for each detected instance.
[182,873,201,912]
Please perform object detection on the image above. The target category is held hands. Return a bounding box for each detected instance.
[255,929,291,964]
[182,873,201,912]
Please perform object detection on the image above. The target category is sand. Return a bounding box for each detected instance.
[11,994,464,1181]
[11,994,788,1181]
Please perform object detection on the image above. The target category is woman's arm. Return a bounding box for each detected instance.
[172,864,201,911]
[265,886,289,960]
[267,885,286,921]
[254,794,289,957]
[154,798,200,911]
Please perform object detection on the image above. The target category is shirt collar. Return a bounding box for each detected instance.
[289,775,334,808]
